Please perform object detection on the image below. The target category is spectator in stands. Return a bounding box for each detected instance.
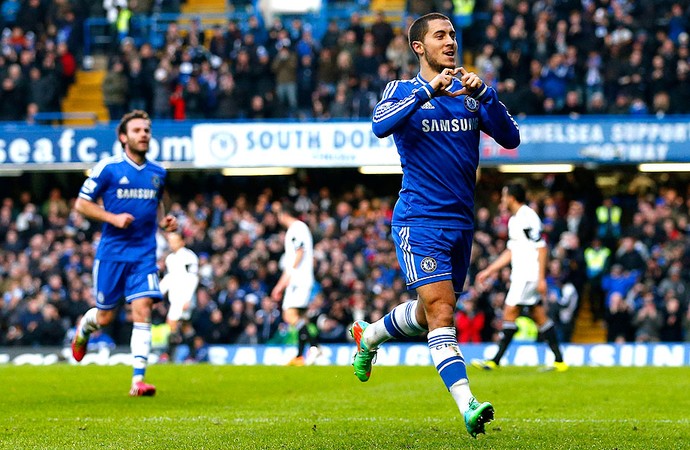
[247,94,271,119]
[545,258,579,343]
[354,41,381,80]
[254,296,281,343]
[455,292,485,344]
[215,72,240,119]
[126,57,147,111]
[0,0,20,30]
[10,2,690,350]
[37,302,67,346]
[27,66,58,115]
[633,294,663,342]
[0,63,27,121]
[271,43,298,117]
[15,202,43,239]
[658,264,690,306]
[565,200,593,246]
[350,75,378,118]
[230,48,254,116]
[370,11,393,58]
[596,197,623,249]
[182,75,207,119]
[345,11,365,45]
[605,292,633,343]
[661,296,684,342]
[614,236,647,273]
[151,59,174,119]
[671,60,690,113]
[602,263,640,309]
[16,0,46,35]
[385,32,416,75]
[584,237,611,320]
[296,53,316,117]
[102,58,128,121]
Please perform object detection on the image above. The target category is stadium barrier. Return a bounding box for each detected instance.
[3,116,690,171]
[3,343,690,366]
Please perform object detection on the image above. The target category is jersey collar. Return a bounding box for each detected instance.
[123,152,148,170]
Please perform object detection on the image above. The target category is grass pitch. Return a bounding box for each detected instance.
[1,364,688,449]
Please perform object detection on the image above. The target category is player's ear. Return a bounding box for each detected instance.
[411,40,424,57]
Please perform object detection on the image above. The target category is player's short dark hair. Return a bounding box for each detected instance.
[117,110,151,148]
[505,182,527,203]
[277,201,298,218]
[408,12,451,56]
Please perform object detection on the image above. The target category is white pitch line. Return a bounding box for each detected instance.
[33,417,690,425]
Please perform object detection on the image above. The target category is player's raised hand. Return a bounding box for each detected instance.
[455,67,484,97]
[111,212,135,229]
[159,214,178,232]
[431,67,462,97]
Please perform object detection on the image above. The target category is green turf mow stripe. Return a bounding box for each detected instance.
[1,365,689,449]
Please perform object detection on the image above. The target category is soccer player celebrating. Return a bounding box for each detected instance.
[351,13,520,438]
[159,232,199,362]
[472,183,568,372]
[71,110,178,396]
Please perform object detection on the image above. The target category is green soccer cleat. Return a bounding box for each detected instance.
[471,359,498,370]
[349,320,377,382]
[464,398,495,438]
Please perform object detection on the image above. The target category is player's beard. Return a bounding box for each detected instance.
[127,136,149,156]
[423,48,456,74]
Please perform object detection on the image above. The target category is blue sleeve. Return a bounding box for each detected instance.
[473,83,521,149]
[158,169,167,202]
[79,161,111,202]
[371,80,434,138]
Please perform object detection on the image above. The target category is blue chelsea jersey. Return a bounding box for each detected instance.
[78,154,167,262]
[372,74,520,229]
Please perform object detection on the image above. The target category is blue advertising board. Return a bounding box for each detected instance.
[2,117,690,169]
[4,343,690,367]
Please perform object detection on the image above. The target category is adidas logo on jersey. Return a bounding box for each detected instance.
[118,176,130,184]
[421,102,435,110]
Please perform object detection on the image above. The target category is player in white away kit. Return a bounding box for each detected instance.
[473,183,568,372]
[271,203,320,366]
[159,232,199,361]
[71,110,178,396]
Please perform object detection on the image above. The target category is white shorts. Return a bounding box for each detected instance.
[282,283,313,310]
[160,275,197,321]
[505,279,540,307]
[168,299,193,322]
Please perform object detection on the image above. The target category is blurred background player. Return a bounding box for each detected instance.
[159,231,199,362]
[271,202,320,366]
[352,12,520,438]
[473,182,568,372]
[71,110,178,397]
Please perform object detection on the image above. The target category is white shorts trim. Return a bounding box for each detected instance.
[282,283,313,310]
[505,279,540,307]
[168,301,193,321]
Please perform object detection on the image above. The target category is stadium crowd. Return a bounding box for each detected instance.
[1,170,690,354]
[1,0,690,121]
[2,1,690,352]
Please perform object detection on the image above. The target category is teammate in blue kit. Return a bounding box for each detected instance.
[71,110,178,397]
[349,13,520,438]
